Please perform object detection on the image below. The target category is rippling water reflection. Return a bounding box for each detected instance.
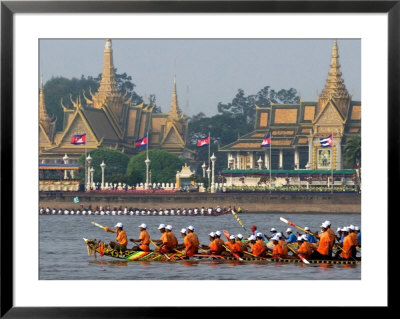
[39,213,361,280]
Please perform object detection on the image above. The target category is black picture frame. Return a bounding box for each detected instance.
[1,0,395,317]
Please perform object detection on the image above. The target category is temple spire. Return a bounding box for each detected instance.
[318,40,351,116]
[39,74,56,141]
[39,74,51,123]
[94,39,120,104]
[169,74,180,120]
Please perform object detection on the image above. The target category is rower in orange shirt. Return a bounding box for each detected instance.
[165,225,178,250]
[213,231,225,255]
[309,222,331,260]
[155,224,173,253]
[347,225,359,257]
[271,236,288,258]
[129,223,151,251]
[296,235,316,258]
[180,228,195,257]
[224,235,243,256]
[185,225,199,255]
[338,227,354,260]
[207,232,220,255]
[324,220,336,256]
[105,222,128,252]
[277,235,289,258]
[248,235,267,257]
[236,234,248,252]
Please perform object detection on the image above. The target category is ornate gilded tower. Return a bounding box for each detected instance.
[84,38,132,129]
[318,40,351,118]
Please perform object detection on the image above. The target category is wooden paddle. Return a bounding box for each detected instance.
[231,210,250,237]
[150,239,171,260]
[222,245,243,261]
[286,244,310,264]
[279,217,318,237]
[91,221,106,230]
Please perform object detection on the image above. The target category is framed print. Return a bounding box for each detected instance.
[1,0,396,316]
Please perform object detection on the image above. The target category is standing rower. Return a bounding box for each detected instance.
[104,222,128,252]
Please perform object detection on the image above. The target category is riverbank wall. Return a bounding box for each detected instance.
[39,192,361,213]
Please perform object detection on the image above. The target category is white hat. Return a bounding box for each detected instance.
[349,225,355,230]
[301,235,309,241]
[304,226,310,231]
[229,235,236,240]
[215,230,222,236]
[114,222,123,228]
[180,228,187,234]
[270,228,276,232]
[166,225,172,230]
[187,225,195,231]
[248,235,256,241]
[139,223,147,229]
[320,222,328,228]
[256,232,263,238]
[297,236,304,241]
[237,234,243,239]
[286,228,292,233]
[342,227,349,232]
[337,227,342,232]
[325,220,331,226]
[271,235,280,241]
[158,224,166,230]
[355,226,360,231]
[209,232,216,237]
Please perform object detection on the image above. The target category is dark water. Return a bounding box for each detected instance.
[39,213,361,280]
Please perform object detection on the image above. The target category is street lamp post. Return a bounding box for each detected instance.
[63,154,69,179]
[210,153,216,193]
[100,161,106,190]
[86,154,92,191]
[89,167,94,190]
[206,166,211,191]
[145,158,151,190]
[201,162,206,178]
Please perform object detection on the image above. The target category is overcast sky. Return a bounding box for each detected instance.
[39,38,360,116]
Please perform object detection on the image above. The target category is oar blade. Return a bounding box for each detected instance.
[280,217,289,224]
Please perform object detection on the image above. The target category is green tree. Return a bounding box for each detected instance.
[343,135,361,169]
[43,75,98,130]
[126,150,184,185]
[188,112,252,173]
[77,147,130,184]
[43,70,144,131]
[217,86,300,124]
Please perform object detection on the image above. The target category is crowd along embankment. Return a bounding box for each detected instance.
[39,192,361,214]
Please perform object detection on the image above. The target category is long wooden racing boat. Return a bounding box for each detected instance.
[84,238,361,265]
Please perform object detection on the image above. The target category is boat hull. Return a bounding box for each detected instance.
[84,238,360,265]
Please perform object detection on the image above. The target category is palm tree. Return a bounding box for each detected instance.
[344,135,361,192]
[344,135,361,168]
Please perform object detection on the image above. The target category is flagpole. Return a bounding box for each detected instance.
[145,130,150,190]
[269,132,272,191]
[208,131,211,192]
[84,137,87,192]
[331,131,334,193]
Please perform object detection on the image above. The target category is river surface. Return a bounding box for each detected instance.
[39,213,361,280]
